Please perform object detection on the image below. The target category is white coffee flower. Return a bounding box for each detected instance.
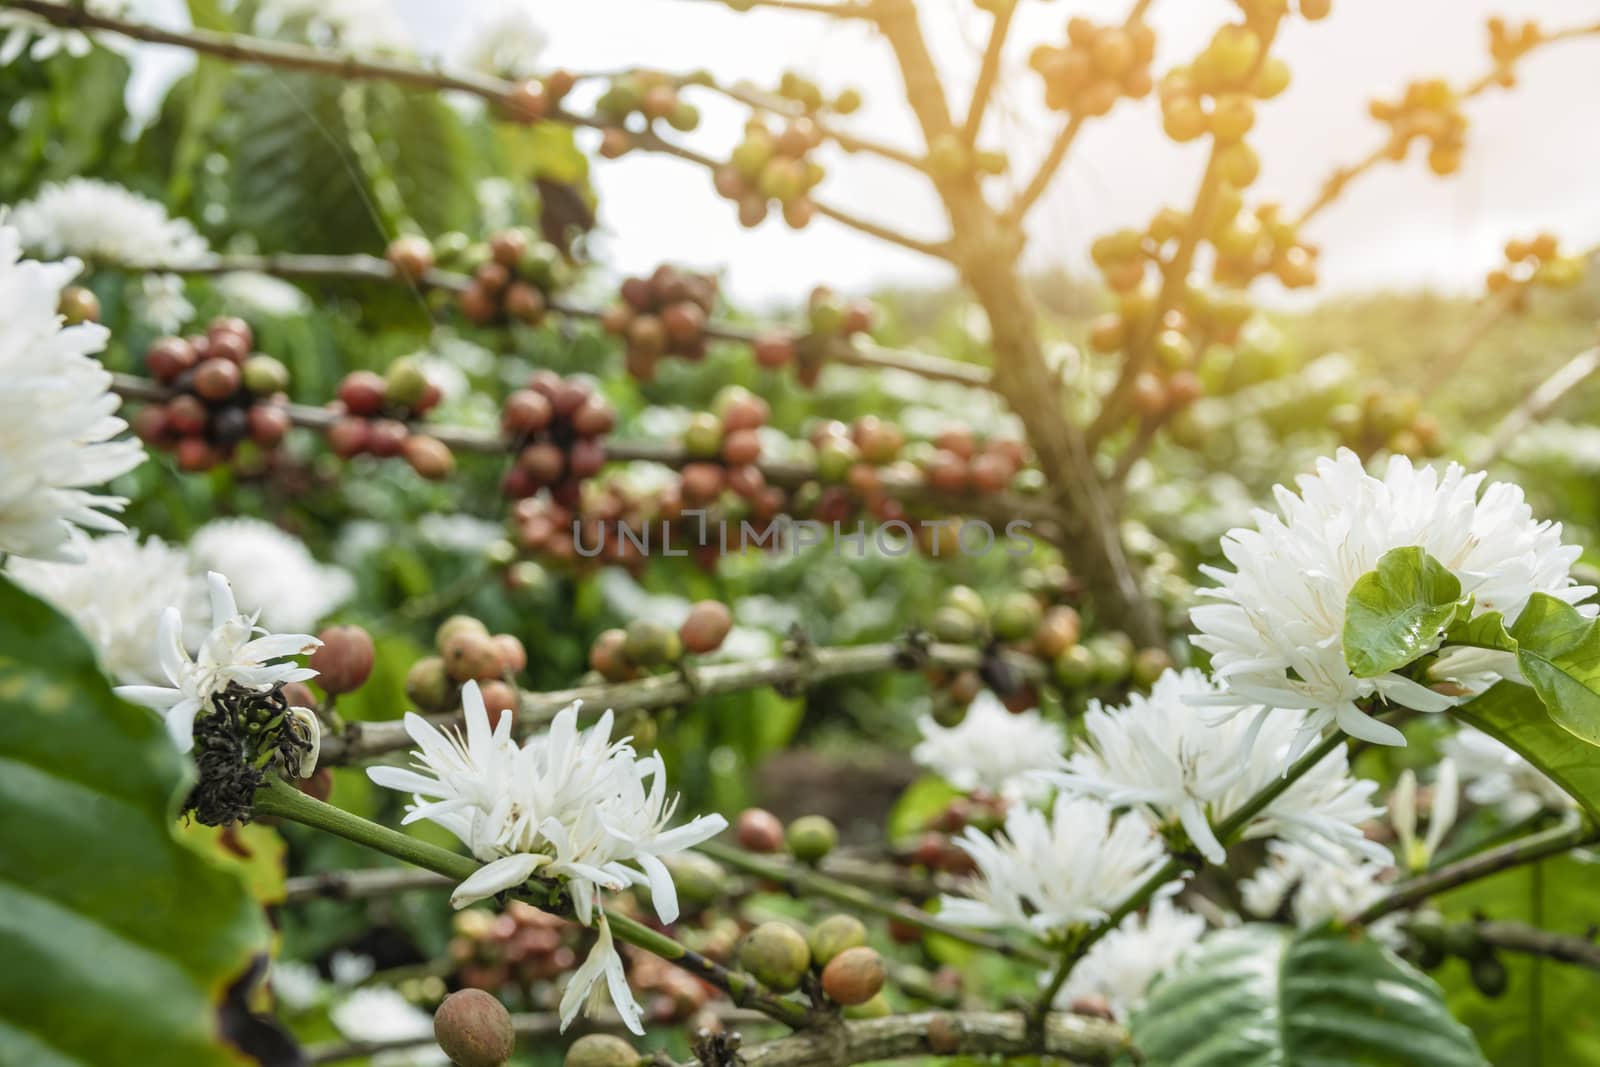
[940,795,1171,941]
[368,682,727,1033]
[458,5,548,79]
[1192,449,1594,749]
[1442,726,1573,820]
[189,517,355,633]
[1054,669,1387,866]
[8,531,204,683]
[135,272,194,333]
[1240,840,1400,944]
[1053,898,1207,1021]
[0,221,145,561]
[1391,759,1458,873]
[913,691,1065,801]
[116,571,320,752]
[269,960,326,1013]
[329,988,446,1067]
[10,178,208,266]
[0,0,124,66]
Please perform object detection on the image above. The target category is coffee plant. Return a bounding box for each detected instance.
[2,1,1599,1065]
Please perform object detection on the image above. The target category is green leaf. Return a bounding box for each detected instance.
[1344,547,1464,677]
[1445,593,1600,747]
[1132,925,1486,1066]
[1452,681,1600,822]
[0,577,268,1066]
[168,0,234,208]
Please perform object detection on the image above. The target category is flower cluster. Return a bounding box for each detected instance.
[8,531,204,684]
[912,691,1064,801]
[1054,668,1387,865]
[11,178,208,267]
[1053,898,1207,1021]
[0,220,145,561]
[1443,726,1573,819]
[367,684,726,1033]
[1192,449,1593,749]
[939,795,1170,940]
[1240,840,1399,943]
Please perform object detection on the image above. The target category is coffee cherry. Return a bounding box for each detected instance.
[194,358,242,401]
[479,680,519,730]
[146,337,197,382]
[683,412,724,458]
[166,394,208,436]
[740,922,811,992]
[808,914,868,967]
[207,327,251,365]
[444,628,505,683]
[754,333,795,368]
[624,619,681,668]
[404,435,455,480]
[241,354,290,396]
[680,600,733,654]
[175,436,216,471]
[736,807,785,852]
[385,357,430,410]
[565,1034,640,1067]
[502,389,554,436]
[991,592,1044,642]
[367,419,409,459]
[821,946,886,1006]
[309,625,375,694]
[1034,606,1082,658]
[387,234,435,280]
[58,285,100,325]
[721,428,762,466]
[1133,646,1175,687]
[1054,643,1096,687]
[786,814,838,862]
[493,634,527,673]
[590,628,632,681]
[328,417,370,458]
[434,989,515,1067]
[844,993,891,1019]
[339,371,387,416]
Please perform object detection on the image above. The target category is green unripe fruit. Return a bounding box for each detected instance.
[661,852,727,911]
[565,1033,641,1067]
[821,946,887,1006]
[1470,954,1508,998]
[668,101,701,131]
[623,618,681,667]
[731,136,775,180]
[385,356,429,409]
[683,412,724,458]
[241,354,291,396]
[786,814,839,863]
[833,88,863,114]
[1054,644,1096,688]
[740,922,812,992]
[942,585,988,623]
[991,592,1044,642]
[433,989,515,1067]
[843,992,891,1019]
[929,606,982,645]
[1088,638,1132,685]
[58,285,100,324]
[808,914,868,967]
[815,437,860,483]
[405,656,455,712]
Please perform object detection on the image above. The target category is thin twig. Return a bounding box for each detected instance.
[3,0,950,261]
[963,1,1015,145]
[284,866,452,902]
[321,639,1048,765]
[1359,819,1597,924]
[1471,919,1600,973]
[1471,346,1600,468]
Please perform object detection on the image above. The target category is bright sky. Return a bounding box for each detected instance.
[135,0,1600,306]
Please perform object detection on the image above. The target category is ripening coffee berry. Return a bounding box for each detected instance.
[493,633,527,673]
[241,354,290,397]
[147,336,198,382]
[680,600,733,654]
[327,417,370,458]
[58,285,100,325]
[565,1034,641,1067]
[479,680,519,730]
[437,613,490,650]
[385,357,430,409]
[754,332,795,368]
[405,655,455,712]
[194,358,242,401]
[1033,606,1082,659]
[786,814,838,863]
[387,234,435,281]
[623,618,681,668]
[991,592,1044,642]
[309,625,375,694]
[403,435,455,480]
[821,946,886,1006]
[444,629,505,683]
[339,371,387,416]
[735,807,785,852]
[843,993,891,1019]
[367,419,409,459]
[808,914,868,967]
[740,922,811,992]
[434,988,515,1067]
